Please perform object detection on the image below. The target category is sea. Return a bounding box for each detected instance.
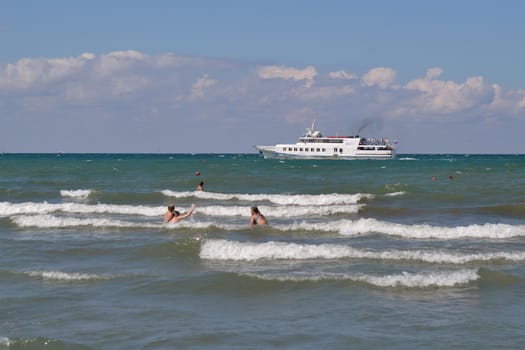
[1,153,525,349]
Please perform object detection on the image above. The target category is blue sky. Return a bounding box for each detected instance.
[1,0,525,153]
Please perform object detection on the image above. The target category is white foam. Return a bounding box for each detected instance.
[384,191,406,197]
[197,204,362,217]
[0,201,164,217]
[1,201,361,219]
[275,218,525,239]
[10,214,242,230]
[21,213,525,240]
[244,269,479,288]
[169,220,243,231]
[60,189,92,199]
[200,239,525,263]
[161,190,373,205]
[27,270,110,281]
[355,269,479,287]
[0,337,10,346]
[11,214,151,228]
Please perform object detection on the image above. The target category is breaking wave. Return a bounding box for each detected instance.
[0,201,164,217]
[0,201,360,218]
[200,239,525,263]
[60,189,92,199]
[276,218,525,239]
[161,190,374,205]
[243,269,480,288]
[9,213,525,240]
[0,337,10,346]
[27,270,111,281]
[197,204,362,217]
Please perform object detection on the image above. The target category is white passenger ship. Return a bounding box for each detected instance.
[255,122,395,159]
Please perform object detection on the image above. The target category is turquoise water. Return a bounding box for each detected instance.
[1,153,525,349]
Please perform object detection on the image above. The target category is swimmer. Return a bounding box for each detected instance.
[169,204,196,224]
[197,181,204,191]
[250,206,268,228]
[163,205,175,222]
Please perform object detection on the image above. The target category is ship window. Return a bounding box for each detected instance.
[282,147,286,151]
[322,148,325,152]
[316,148,320,152]
[339,148,343,153]
[294,148,297,151]
[299,148,303,151]
[333,147,338,152]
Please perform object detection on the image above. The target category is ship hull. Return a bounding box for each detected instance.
[255,145,394,160]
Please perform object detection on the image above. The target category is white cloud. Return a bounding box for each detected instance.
[189,74,217,100]
[361,67,397,89]
[3,50,525,153]
[0,53,95,89]
[425,67,443,80]
[257,65,317,88]
[110,75,151,97]
[295,85,356,100]
[518,91,525,109]
[152,53,195,68]
[485,85,525,115]
[328,70,358,80]
[404,73,494,115]
[94,50,147,77]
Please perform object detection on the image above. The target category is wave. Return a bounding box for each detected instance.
[200,239,525,263]
[384,191,406,197]
[197,204,362,217]
[0,201,359,218]
[0,337,92,350]
[11,215,155,229]
[161,190,374,205]
[60,189,92,199]
[276,218,525,239]
[0,201,164,217]
[10,214,242,230]
[10,213,525,240]
[243,269,479,288]
[27,270,111,281]
[0,337,9,346]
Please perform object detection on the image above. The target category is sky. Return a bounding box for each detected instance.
[1,0,525,154]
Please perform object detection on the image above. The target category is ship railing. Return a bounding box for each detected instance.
[359,138,391,146]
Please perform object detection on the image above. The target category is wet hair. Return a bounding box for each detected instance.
[199,181,204,186]
[173,210,180,217]
[168,205,175,212]
[251,206,260,214]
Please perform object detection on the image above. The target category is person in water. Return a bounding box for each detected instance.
[250,206,268,228]
[197,181,204,191]
[163,205,176,222]
[169,204,196,223]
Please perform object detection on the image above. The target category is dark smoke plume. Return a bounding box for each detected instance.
[355,117,383,135]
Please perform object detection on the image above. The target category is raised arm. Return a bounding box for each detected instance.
[179,204,196,220]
